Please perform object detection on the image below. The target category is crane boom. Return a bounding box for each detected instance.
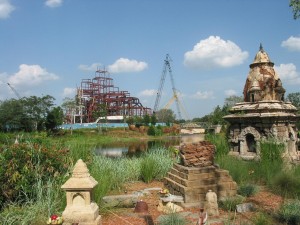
[7,83,21,99]
[153,54,184,120]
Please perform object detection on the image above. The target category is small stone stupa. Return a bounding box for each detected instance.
[61,159,101,225]
[163,141,237,208]
[223,45,299,160]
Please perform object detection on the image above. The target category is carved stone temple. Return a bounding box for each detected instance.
[223,45,299,160]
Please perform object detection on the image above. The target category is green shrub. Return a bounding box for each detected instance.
[0,142,70,206]
[238,183,259,197]
[140,156,157,183]
[205,133,229,157]
[219,195,245,211]
[271,172,300,198]
[276,200,300,225]
[158,213,189,225]
[251,212,273,225]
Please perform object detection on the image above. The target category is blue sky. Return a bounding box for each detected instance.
[0,0,300,119]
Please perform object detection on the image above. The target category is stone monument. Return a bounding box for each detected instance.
[61,159,102,225]
[163,141,237,208]
[223,44,299,160]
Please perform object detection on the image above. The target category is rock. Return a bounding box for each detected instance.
[102,194,138,208]
[236,203,255,213]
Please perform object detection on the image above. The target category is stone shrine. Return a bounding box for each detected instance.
[163,141,237,208]
[223,45,299,160]
[61,159,101,225]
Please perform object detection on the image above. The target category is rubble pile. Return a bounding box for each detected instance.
[179,141,215,167]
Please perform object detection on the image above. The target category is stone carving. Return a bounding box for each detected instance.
[61,159,102,225]
[224,45,299,160]
[204,190,219,216]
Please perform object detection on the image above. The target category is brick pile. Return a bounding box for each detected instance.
[179,141,215,167]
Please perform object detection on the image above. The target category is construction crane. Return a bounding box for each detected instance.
[7,83,21,99]
[154,54,188,121]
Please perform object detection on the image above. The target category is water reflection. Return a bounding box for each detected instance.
[95,136,181,158]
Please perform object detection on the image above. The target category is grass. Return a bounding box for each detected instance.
[157,213,189,225]
[0,178,64,225]
[276,200,300,225]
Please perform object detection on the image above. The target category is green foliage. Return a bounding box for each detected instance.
[147,125,163,136]
[251,212,273,225]
[0,178,65,225]
[140,148,173,183]
[276,200,300,225]
[0,141,69,206]
[271,171,300,198]
[0,95,56,132]
[290,0,300,19]
[141,156,157,183]
[45,106,64,131]
[238,183,259,197]
[155,109,176,124]
[205,133,229,157]
[158,213,189,225]
[219,195,245,211]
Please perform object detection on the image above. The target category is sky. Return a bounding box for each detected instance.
[0,0,300,119]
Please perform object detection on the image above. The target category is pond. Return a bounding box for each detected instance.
[95,134,205,157]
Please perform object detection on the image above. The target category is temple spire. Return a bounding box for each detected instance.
[259,43,264,52]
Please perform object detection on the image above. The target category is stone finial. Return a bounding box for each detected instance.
[61,159,97,190]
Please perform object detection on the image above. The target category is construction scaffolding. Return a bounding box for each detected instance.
[74,69,152,123]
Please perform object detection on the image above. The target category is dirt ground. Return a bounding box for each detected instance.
[100,181,283,225]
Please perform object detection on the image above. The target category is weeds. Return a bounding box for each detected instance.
[157,213,189,225]
[276,200,300,225]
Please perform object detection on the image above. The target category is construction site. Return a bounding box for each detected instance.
[65,68,152,124]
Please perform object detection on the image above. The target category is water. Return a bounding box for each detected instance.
[94,134,205,157]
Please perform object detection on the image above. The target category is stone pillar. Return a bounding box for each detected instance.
[61,159,102,225]
[204,190,219,216]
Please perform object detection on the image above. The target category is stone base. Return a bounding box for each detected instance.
[62,203,102,225]
[163,164,237,208]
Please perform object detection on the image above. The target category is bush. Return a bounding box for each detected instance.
[0,142,70,206]
[238,183,259,197]
[158,213,189,225]
[271,172,300,198]
[276,200,300,225]
[140,156,157,183]
[219,195,245,211]
[251,212,273,225]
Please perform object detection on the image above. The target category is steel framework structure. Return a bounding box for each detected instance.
[76,69,152,123]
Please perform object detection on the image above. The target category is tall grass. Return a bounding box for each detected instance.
[90,147,174,204]
[0,178,64,225]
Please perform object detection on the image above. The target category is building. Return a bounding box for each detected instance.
[223,45,299,160]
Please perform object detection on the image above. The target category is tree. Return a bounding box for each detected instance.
[143,114,151,126]
[290,0,300,19]
[0,99,25,131]
[155,109,176,125]
[224,95,244,108]
[45,106,64,131]
[22,95,55,131]
[286,92,300,109]
[151,113,157,126]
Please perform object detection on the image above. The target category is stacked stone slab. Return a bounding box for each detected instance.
[179,141,215,167]
[164,141,237,208]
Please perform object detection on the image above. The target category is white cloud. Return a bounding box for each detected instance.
[224,89,237,96]
[274,63,300,84]
[45,0,63,8]
[139,89,157,97]
[78,63,102,72]
[0,0,15,19]
[108,58,148,73]
[62,87,76,97]
[8,64,59,88]
[281,36,300,51]
[184,36,248,69]
[191,91,214,100]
